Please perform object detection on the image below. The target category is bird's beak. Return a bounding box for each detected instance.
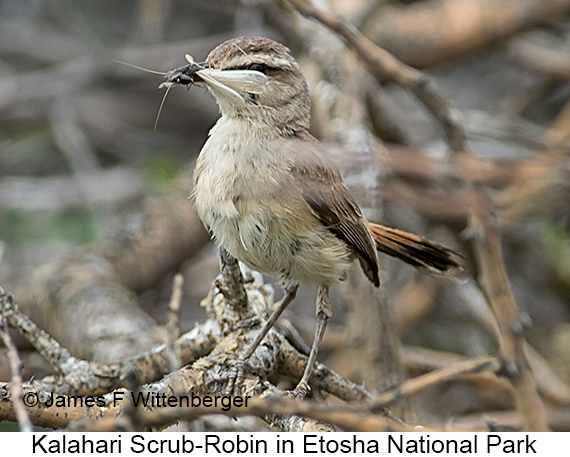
[194,69,268,106]
[196,69,267,93]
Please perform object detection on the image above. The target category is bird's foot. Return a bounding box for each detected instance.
[224,358,247,396]
[284,381,310,400]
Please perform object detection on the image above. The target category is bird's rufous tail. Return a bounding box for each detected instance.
[367,223,465,282]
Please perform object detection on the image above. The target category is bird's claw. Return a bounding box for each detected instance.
[284,381,310,400]
[225,359,247,396]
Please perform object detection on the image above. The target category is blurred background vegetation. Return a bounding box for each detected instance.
[2,0,570,430]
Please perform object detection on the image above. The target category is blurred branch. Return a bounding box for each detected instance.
[469,189,549,431]
[286,0,466,152]
[403,344,570,408]
[360,0,570,68]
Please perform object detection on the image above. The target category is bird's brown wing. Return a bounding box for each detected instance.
[288,136,380,286]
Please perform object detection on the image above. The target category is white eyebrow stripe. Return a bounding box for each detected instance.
[266,57,293,70]
[218,55,293,71]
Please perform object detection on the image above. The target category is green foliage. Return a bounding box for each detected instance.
[0,209,98,246]
[142,153,184,194]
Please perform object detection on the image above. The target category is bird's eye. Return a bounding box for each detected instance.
[247,63,266,74]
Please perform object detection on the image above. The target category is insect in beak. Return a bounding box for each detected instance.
[151,55,207,130]
[159,54,209,89]
[114,54,209,131]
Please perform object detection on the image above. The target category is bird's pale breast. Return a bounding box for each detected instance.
[193,118,353,289]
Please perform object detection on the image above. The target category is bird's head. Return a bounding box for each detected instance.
[163,37,312,134]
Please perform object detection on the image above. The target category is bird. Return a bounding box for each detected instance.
[161,36,463,395]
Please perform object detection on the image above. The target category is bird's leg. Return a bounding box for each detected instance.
[243,285,298,359]
[226,285,298,395]
[293,285,332,397]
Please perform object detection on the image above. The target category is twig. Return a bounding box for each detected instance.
[165,274,184,371]
[278,339,371,402]
[369,356,501,412]
[286,0,467,151]
[0,288,94,377]
[0,289,32,432]
[469,189,549,431]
